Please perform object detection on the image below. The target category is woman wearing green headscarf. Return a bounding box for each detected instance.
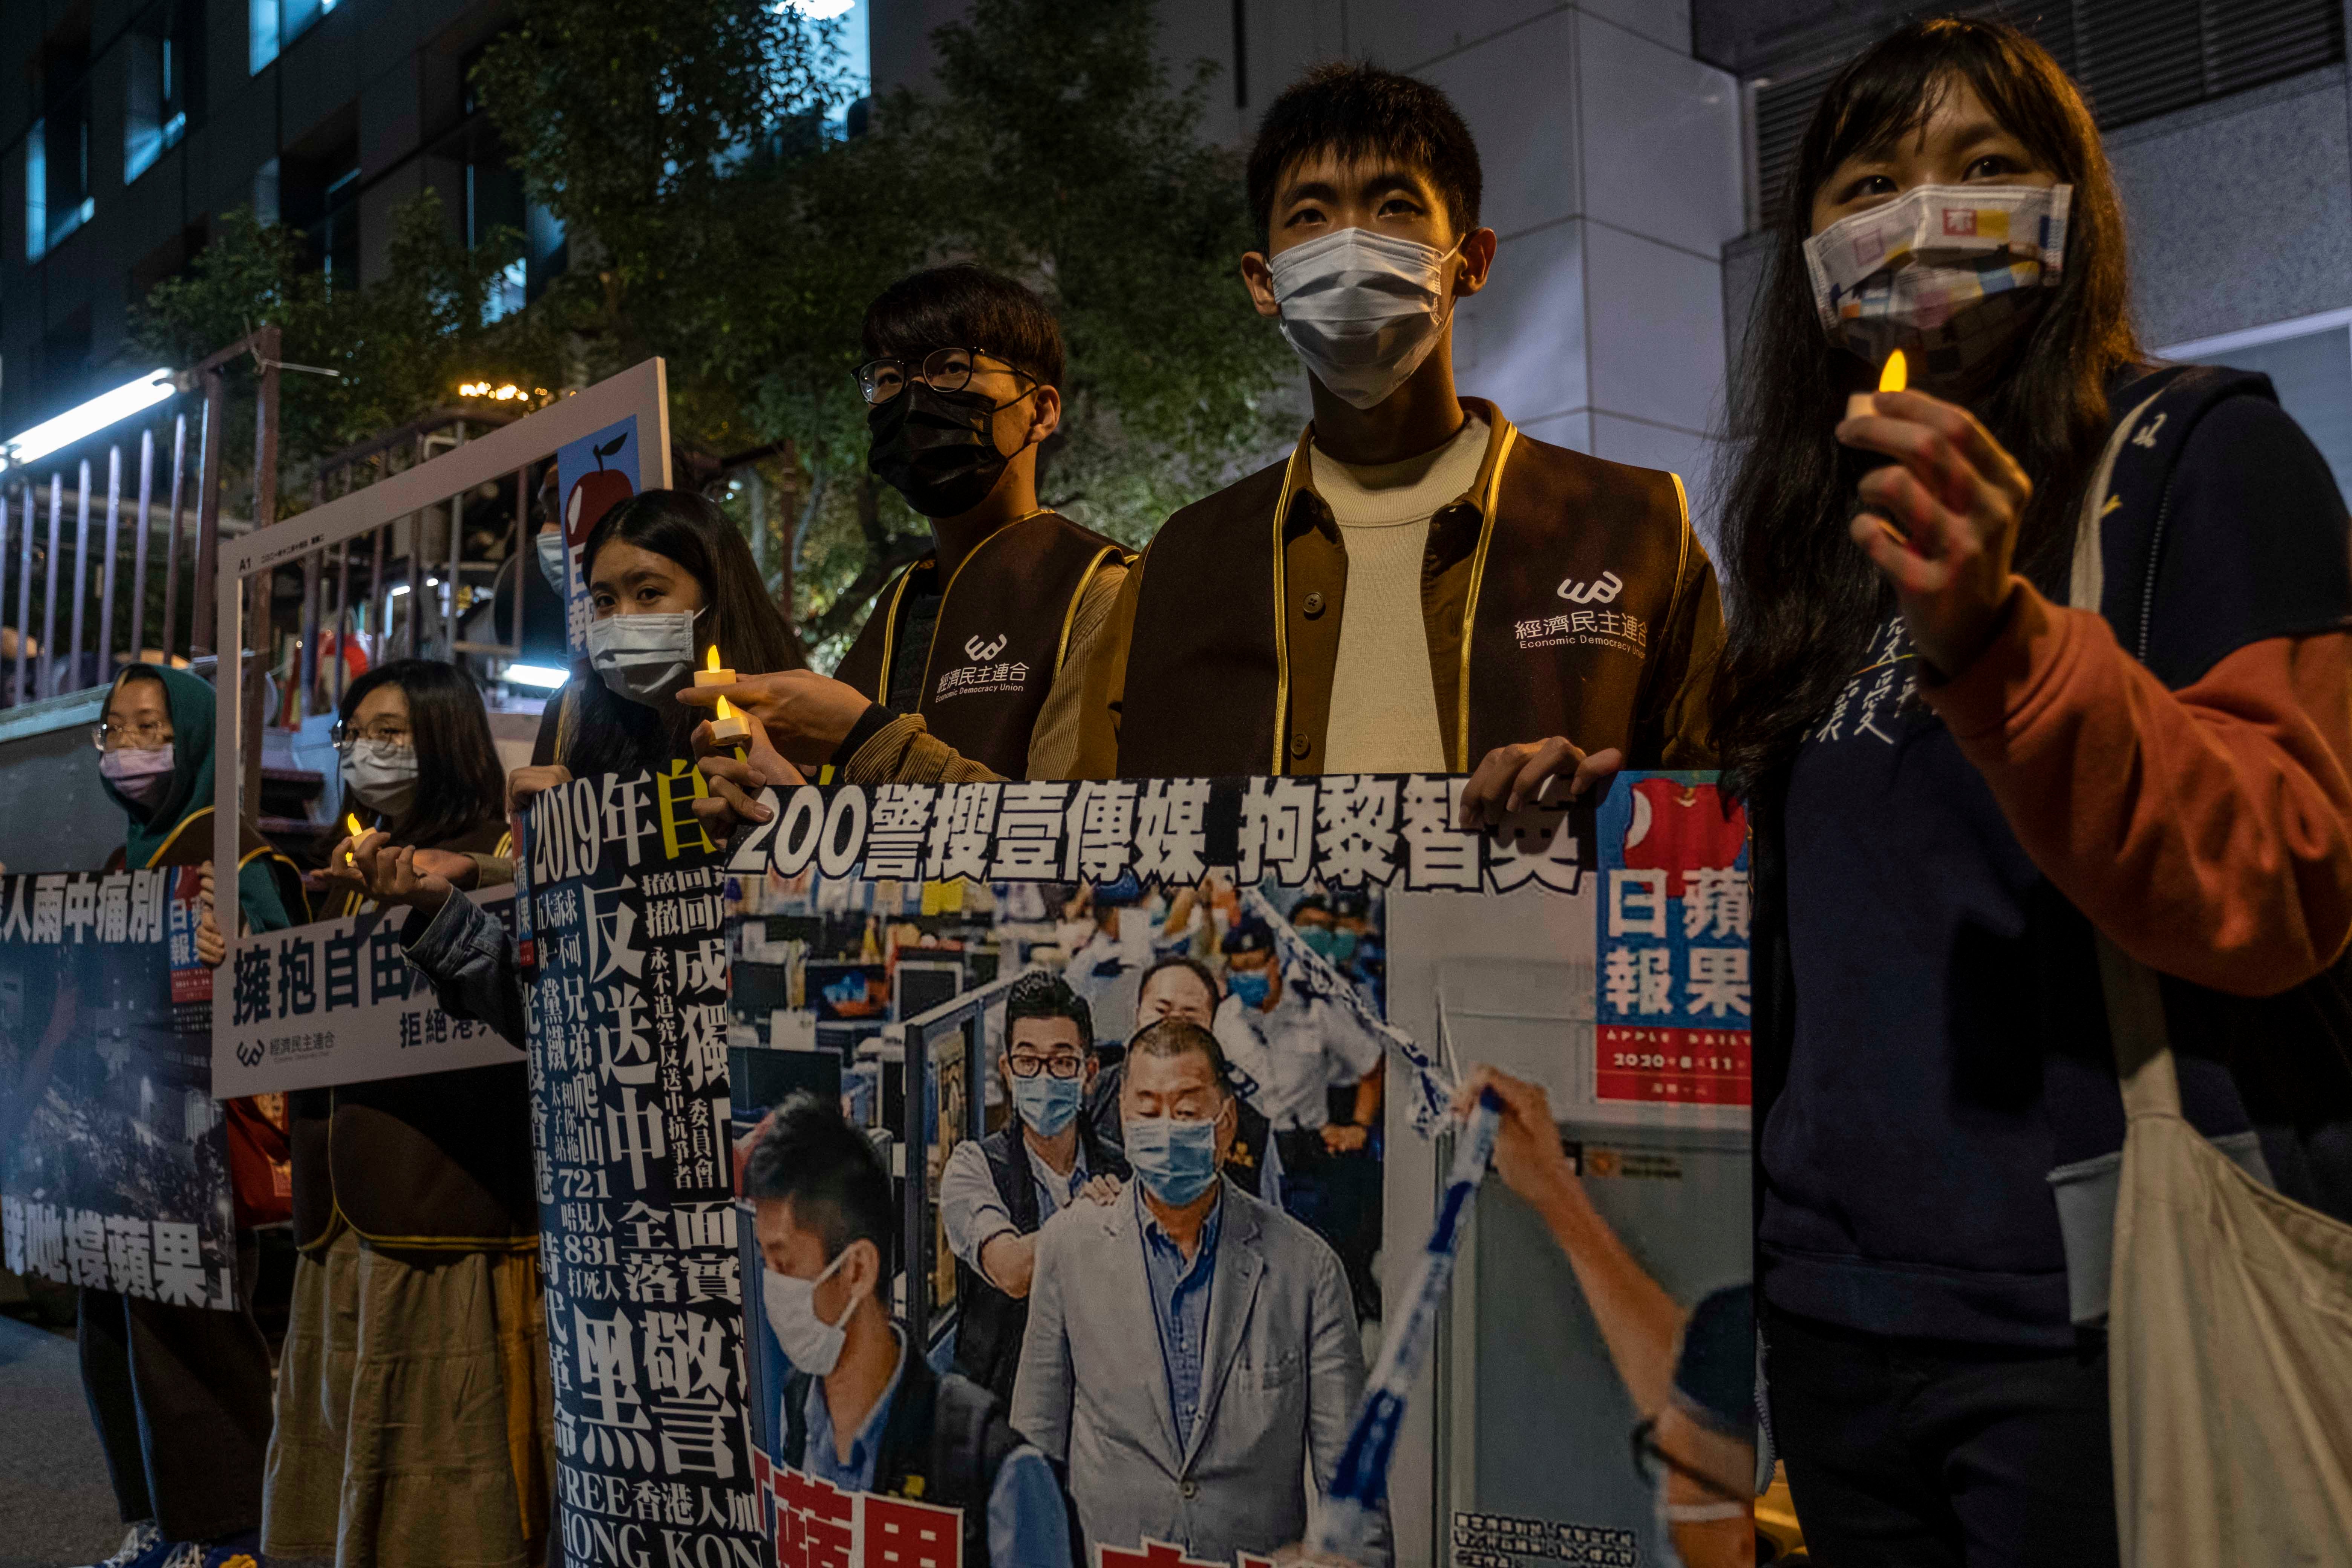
[79,663,305,1568]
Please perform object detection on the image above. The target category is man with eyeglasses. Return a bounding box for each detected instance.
[940,972,1128,1408]
[683,265,1131,786]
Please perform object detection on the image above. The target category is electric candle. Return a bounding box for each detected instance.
[1848,348,1906,422]
[696,645,749,745]
[345,812,364,865]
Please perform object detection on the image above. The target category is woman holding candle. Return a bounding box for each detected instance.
[270,659,548,1568]
[1719,18,2352,1562]
[337,489,802,1048]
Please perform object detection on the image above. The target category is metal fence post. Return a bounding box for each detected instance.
[97,445,122,683]
[160,414,187,660]
[191,374,223,656]
[40,473,62,698]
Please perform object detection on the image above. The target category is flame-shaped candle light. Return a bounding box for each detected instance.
[695,644,748,745]
[1848,348,1906,422]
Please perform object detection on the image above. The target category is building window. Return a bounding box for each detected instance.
[24,107,93,262]
[283,123,361,293]
[251,0,338,74]
[127,0,200,183]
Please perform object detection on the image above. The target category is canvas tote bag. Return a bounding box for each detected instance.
[2072,392,2352,1565]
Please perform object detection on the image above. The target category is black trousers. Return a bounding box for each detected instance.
[1762,1300,2119,1568]
[77,1232,273,1542]
[1275,1128,1382,1319]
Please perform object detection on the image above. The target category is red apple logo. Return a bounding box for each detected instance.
[565,432,634,553]
[1622,778,1747,896]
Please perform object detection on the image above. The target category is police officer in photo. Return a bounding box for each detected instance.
[939,974,1128,1406]
[1087,956,1283,1204]
[746,1093,1075,1566]
[1213,916,1386,1321]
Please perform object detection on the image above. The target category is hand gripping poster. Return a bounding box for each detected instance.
[0,868,242,1308]
[517,763,767,1567]
[708,773,1753,1568]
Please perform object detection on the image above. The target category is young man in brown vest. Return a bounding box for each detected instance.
[686,265,1129,783]
[1076,62,1723,820]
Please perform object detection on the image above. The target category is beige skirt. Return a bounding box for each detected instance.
[262,1231,553,1568]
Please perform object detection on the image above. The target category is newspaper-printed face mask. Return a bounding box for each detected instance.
[1802,183,2072,382]
[1271,227,1465,410]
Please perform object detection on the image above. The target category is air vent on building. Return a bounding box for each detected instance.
[1749,0,2343,227]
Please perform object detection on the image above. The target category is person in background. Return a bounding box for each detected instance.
[675,264,1131,784]
[1089,955,1283,1204]
[1073,61,1721,828]
[1454,1066,1755,1568]
[1715,21,2352,1564]
[1013,1018,1383,1565]
[1215,916,1384,1320]
[747,1093,1075,1567]
[80,664,306,1568]
[338,490,805,1044]
[940,974,1128,1407]
[273,659,550,1568]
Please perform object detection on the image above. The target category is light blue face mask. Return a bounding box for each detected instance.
[1011,1071,1084,1138]
[1227,968,1272,1011]
[1124,1107,1226,1207]
[534,530,571,596]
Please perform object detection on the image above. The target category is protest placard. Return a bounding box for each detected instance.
[0,868,241,1308]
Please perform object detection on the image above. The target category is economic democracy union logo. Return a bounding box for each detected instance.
[1557,570,1623,605]
[964,633,1008,662]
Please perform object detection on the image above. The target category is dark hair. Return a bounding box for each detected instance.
[1138,954,1220,1010]
[564,489,805,778]
[741,1091,894,1269]
[862,264,1066,392]
[1127,1017,1233,1095]
[1003,970,1094,1052]
[1246,61,1482,245]
[1712,18,2139,797]
[336,659,505,850]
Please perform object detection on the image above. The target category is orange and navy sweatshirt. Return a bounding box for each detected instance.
[1755,387,2352,1347]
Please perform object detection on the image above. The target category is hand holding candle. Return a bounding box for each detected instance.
[695,645,749,749]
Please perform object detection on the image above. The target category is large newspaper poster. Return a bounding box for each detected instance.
[214,888,522,1094]
[519,763,766,1567]
[712,774,1751,1568]
[0,868,242,1308]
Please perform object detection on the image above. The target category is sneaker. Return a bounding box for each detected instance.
[83,1522,161,1568]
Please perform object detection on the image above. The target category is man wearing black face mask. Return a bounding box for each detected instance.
[687,265,1130,785]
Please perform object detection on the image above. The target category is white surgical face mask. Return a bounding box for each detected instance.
[1269,227,1464,410]
[586,609,701,708]
[341,740,420,818]
[1801,182,2072,383]
[534,531,571,597]
[762,1250,856,1377]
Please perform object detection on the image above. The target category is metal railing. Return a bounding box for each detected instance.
[0,328,280,708]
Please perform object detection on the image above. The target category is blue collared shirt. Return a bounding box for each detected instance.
[796,1327,1073,1568]
[1138,1184,1222,1452]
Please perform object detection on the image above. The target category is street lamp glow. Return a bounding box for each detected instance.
[0,369,175,472]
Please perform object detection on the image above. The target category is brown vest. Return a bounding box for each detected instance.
[288,816,537,1255]
[834,511,1128,779]
[1118,412,1697,775]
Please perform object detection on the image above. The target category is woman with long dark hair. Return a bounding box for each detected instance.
[270,658,549,1568]
[340,490,803,1043]
[1721,19,2352,1562]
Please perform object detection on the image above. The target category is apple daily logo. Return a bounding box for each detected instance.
[964,633,1009,662]
[1557,570,1624,606]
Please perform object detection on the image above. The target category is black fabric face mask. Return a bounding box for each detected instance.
[866,382,1025,518]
